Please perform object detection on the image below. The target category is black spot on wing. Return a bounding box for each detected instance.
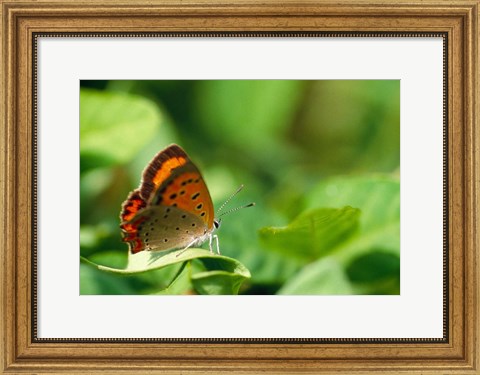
[192,192,200,200]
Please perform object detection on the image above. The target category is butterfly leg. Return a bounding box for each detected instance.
[208,234,213,254]
[213,234,220,255]
[175,238,199,258]
[207,234,220,255]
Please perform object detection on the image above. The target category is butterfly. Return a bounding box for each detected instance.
[119,144,253,255]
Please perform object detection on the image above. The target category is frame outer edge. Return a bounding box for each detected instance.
[0,1,5,372]
[1,0,479,373]
[454,1,478,370]
[2,1,17,372]
[467,0,479,371]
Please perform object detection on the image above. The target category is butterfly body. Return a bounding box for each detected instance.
[120,144,217,254]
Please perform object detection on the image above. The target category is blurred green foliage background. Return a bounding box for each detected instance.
[80,80,400,295]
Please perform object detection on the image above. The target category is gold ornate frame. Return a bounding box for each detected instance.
[1,0,478,373]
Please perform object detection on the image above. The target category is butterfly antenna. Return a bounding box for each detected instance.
[217,202,255,218]
[216,184,245,215]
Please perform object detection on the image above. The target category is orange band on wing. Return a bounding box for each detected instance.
[140,145,189,201]
[152,156,187,187]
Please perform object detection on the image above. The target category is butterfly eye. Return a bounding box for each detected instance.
[213,219,221,229]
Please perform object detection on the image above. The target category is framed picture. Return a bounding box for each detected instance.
[79,79,400,298]
[2,0,478,373]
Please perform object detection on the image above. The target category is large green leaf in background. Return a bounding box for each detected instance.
[307,175,400,294]
[304,175,400,265]
[80,89,163,172]
[259,207,360,261]
[259,175,400,295]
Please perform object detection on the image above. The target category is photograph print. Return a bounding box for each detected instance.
[79,80,400,296]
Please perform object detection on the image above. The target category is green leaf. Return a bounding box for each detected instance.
[305,175,399,233]
[278,257,352,295]
[81,251,189,295]
[191,270,247,295]
[346,250,400,295]
[260,175,400,295]
[258,206,360,261]
[80,89,162,171]
[81,248,251,295]
[153,262,193,295]
[304,175,400,265]
[208,188,302,288]
[189,257,252,295]
[346,250,400,283]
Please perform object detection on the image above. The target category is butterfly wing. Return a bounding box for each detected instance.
[120,144,215,254]
[119,190,148,253]
[140,144,214,229]
[123,205,208,253]
[139,144,188,203]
